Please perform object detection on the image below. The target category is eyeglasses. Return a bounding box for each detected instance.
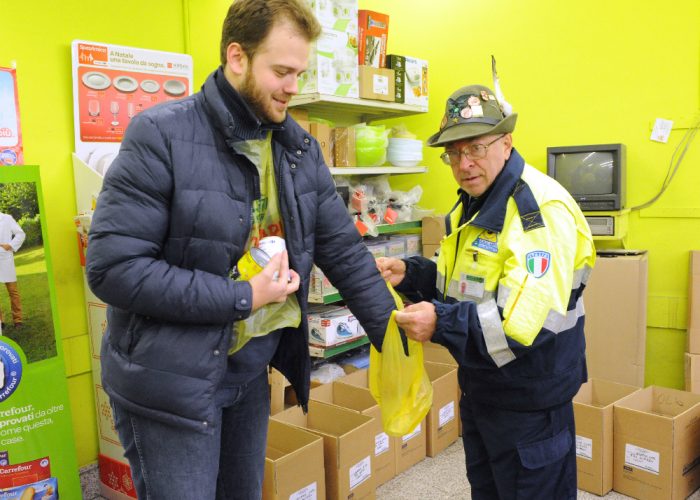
[440,134,506,165]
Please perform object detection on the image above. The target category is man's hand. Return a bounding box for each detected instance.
[0,244,12,251]
[375,257,406,287]
[395,301,436,342]
[249,250,300,311]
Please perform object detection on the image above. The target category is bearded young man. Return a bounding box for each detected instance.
[86,1,395,498]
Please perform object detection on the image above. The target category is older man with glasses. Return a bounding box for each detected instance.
[376,84,596,499]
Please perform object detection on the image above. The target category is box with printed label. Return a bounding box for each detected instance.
[424,362,459,457]
[305,0,358,31]
[311,381,398,486]
[613,386,700,500]
[358,65,395,102]
[384,238,406,259]
[271,399,375,500]
[365,239,387,259]
[403,56,428,108]
[299,28,359,98]
[307,304,363,347]
[263,419,326,500]
[357,10,389,67]
[309,265,339,303]
[386,54,405,103]
[573,378,640,496]
[337,368,427,474]
[310,121,333,166]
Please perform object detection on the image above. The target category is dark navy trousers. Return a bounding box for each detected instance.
[460,395,577,500]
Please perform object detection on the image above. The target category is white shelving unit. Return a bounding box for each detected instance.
[290,93,427,125]
[329,166,426,176]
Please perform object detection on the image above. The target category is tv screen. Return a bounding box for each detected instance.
[553,151,614,196]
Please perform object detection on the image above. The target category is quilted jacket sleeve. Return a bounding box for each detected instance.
[86,113,253,325]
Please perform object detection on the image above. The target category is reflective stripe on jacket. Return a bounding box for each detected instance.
[431,150,596,410]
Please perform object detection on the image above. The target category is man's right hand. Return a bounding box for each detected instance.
[375,257,406,287]
[249,250,300,311]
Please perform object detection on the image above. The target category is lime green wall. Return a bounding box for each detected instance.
[360,0,700,390]
[2,0,699,468]
[2,0,186,467]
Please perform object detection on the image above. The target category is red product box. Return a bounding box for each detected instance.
[0,457,51,489]
[358,10,389,68]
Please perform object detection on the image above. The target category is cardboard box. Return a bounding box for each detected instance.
[308,304,364,347]
[423,344,461,435]
[584,252,648,387]
[613,386,700,500]
[686,353,700,394]
[358,65,395,102]
[386,54,405,103]
[288,107,309,122]
[357,10,389,67]
[336,368,427,473]
[305,0,358,31]
[421,216,445,245]
[310,382,398,486]
[310,121,333,166]
[299,28,359,98]
[309,265,339,303]
[422,243,440,259]
[271,400,375,500]
[403,56,428,108]
[688,251,700,353]
[263,419,326,500]
[332,127,356,167]
[573,378,641,496]
[424,362,459,457]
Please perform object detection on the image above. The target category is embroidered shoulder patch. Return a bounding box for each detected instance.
[525,250,551,278]
[472,231,498,253]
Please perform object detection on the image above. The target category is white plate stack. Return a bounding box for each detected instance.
[387,138,423,167]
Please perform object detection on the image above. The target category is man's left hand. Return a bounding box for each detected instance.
[395,301,436,342]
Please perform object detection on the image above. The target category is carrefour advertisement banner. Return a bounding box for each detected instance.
[0,166,80,498]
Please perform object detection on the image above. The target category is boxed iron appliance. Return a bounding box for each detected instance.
[307,304,364,347]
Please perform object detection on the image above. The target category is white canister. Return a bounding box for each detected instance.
[259,236,286,257]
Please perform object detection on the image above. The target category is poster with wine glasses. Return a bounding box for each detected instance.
[0,67,23,166]
[71,40,193,177]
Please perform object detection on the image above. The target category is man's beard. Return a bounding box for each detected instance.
[239,70,284,124]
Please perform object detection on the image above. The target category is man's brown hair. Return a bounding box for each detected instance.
[220,0,322,65]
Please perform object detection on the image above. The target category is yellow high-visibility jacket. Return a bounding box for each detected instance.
[399,149,596,410]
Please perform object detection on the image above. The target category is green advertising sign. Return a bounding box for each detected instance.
[0,166,80,499]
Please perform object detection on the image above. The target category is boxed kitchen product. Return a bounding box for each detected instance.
[403,56,429,108]
[384,237,406,258]
[332,127,356,167]
[263,419,326,500]
[424,362,459,457]
[686,353,700,394]
[365,239,387,259]
[309,265,339,303]
[573,378,640,496]
[310,121,333,166]
[403,234,421,257]
[308,304,363,347]
[311,381,398,486]
[584,252,648,387]
[688,251,700,353]
[299,28,359,98]
[386,54,405,103]
[306,0,358,32]
[613,386,700,500]
[357,10,389,67]
[271,399,375,500]
[337,368,427,474]
[358,65,394,102]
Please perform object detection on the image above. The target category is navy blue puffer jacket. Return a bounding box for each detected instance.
[86,68,395,433]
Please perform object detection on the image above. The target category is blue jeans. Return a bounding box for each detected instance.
[110,369,270,500]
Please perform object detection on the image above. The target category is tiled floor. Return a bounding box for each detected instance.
[82,441,700,499]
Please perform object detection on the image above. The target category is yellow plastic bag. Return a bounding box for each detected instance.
[369,283,433,437]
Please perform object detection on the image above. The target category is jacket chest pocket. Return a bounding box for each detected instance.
[453,245,503,302]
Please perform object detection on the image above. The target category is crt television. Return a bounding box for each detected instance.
[547,143,626,211]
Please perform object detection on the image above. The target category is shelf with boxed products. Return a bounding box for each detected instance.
[329,165,426,175]
[309,335,370,359]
